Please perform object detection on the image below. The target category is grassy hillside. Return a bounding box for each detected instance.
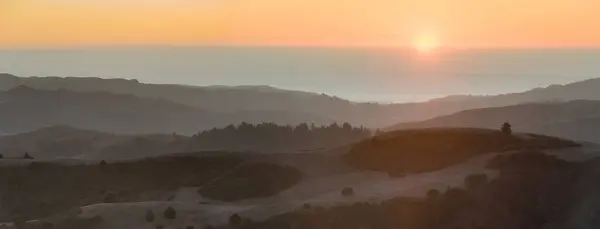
[0,154,302,221]
[247,151,597,229]
[344,128,579,174]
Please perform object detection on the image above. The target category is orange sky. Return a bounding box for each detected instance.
[1,0,599,48]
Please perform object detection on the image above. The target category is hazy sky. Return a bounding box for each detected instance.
[1,0,600,48]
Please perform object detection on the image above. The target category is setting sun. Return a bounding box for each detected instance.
[413,34,440,53]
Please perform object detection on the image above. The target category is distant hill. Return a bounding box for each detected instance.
[389,100,600,143]
[0,85,333,135]
[0,123,371,159]
[431,77,600,106]
[3,73,600,128]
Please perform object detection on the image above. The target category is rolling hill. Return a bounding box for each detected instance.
[0,86,333,135]
[389,100,600,143]
[3,74,600,129]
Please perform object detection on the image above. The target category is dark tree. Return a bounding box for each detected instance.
[164,207,177,219]
[13,216,26,229]
[104,192,118,203]
[0,154,3,159]
[464,173,489,190]
[502,122,512,135]
[341,187,355,197]
[427,189,440,198]
[146,210,155,222]
[229,213,242,227]
[24,152,34,160]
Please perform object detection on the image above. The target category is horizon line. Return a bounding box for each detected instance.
[1,72,597,104]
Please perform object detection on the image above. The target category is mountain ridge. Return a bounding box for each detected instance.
[2,73,600,128]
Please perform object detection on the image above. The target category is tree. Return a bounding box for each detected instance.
[24,152,34,160]
[229,213,242,227]
[146,210,155,222]
[164,207,177,219]
[464,174,489,190]
[104,192,118,203]
[427,189,440,198]
[341,187,355,197]
[12,216,26,229]
[0,154,3,159]
[502,122,512,135]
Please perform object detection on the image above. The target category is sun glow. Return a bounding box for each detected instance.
[413,34,440,53]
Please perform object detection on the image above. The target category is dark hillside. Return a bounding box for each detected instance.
[345,128,579,174]
[246,151,600,229]
[0,154,303,221]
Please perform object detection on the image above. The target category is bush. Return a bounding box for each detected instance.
[156,225,165,229]
[24,152,34,160]
[341,187,355,197]
[427,189,440,198]
[164,207,177,219]
[146,210,155,222]
[104,192,118,203]
[464,174,489,190]
[12,216,26,229]
[186,226,195,229]
[0,154,3,159]
[229,213,242,227]
[41,222,54,229]
[302,203,312,209]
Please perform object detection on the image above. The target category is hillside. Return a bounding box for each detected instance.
[0,128,594,229]
[432,77,600,106]
[0,123,371,160]
[4,74,600,128]
[0,86,334,135]
[389,100,600,143]
[0,154,302,222]
[246,151,600,229]
[345,128,579,174]
[4,73,589,128]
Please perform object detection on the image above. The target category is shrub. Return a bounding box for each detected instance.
[99,160,108,166]
[427,189,440,198]
[229,213,242,227]
[24,152,34,160]
[464,174,489,190]
[302,203,312,209]
[502,122,512,135]
[12,216,26,229]
[0,154,3,159]
[146,210,155,222]
[164,207,177,219]
[341,187,355,197]
[41,222,54,229]
[104,192,118,203]
[156,225,165,229]
[186,226,195,229]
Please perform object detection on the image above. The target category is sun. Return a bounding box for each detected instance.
[413,34,440,53]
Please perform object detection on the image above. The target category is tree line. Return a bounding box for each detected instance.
[191,122,372,152]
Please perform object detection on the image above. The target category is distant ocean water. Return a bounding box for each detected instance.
[0,46,599,103]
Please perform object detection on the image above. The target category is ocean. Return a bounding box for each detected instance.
[0,46,598,102]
